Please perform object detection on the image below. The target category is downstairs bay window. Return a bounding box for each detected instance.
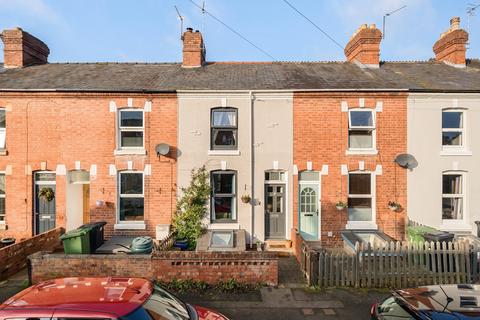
[211,171,236,222]
[347,172,376,229]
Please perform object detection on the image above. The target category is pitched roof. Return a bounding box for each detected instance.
[0,59,478,92]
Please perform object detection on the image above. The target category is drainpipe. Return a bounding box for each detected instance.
[250,91,255,247]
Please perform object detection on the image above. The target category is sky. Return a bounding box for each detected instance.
[0,0,478,63]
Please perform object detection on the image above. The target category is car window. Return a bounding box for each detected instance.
[377,296,416,319]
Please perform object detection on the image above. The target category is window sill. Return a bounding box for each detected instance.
[208,222,240,230]
[114,149,147,156]
[0,223,6,230]
[345,222,378,230]
[114,223,146,230]
[440,149,472,156]
[208,150,240,156]
[439,222,471,232]
[0,149,7,156]
[345,149,378,156]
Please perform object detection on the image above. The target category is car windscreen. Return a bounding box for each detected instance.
[377,296,418,319]
[122,284,191,320]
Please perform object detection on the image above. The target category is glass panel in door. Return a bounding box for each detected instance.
[299,184,319,240]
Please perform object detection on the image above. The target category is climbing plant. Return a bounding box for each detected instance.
[172,165,211,249]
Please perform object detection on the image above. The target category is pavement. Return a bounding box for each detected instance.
[0,257,390,319]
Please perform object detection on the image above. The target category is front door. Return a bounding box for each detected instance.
[34,172,56,235]
[299,184,319,240]
[265,184,286,239]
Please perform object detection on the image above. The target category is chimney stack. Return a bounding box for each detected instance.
[0,27,50,68]
[344,24,382,68]
[182,28,205,68]
[433,17,468,67]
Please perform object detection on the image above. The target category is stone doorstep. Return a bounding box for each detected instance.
[265,240,292,249]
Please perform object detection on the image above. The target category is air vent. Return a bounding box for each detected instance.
[458,284,474,290]
[460,296,478,308]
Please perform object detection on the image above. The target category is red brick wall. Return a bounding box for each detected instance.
[293,92,407,247]
[0,93,177,240]
[29,251,278,286]
[0,227,63,280]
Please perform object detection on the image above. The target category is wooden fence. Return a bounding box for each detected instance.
[300,240,480,288]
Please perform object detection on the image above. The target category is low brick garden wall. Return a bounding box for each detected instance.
[28,250,278,286]
[0,227,64,281]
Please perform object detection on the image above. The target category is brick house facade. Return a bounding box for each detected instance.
[292,92,407,247]
[0,92,177,241]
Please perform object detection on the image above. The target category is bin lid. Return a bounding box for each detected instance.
[79,221,107,229]
[60,228,89,240]
[423,231,454,241]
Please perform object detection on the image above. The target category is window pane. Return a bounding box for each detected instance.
[213,197,234,220]
[442,132,462,146]
[442,197,463,220]
[212,173,235,194]
[120,111,143,127]
[350,111,373,127]
[212,110,236,127]
[349,130,373,149]
[349,174,371,195]
[213,129,236,147]
[348,198,372,221]
[0,110,5,128]
[299,171,320,181]
[443,174,462,194]
[0,198,4,219]
[0,174,5,194]
[35,172,56,182]
[442,111,463,129]
[120,173,143,194]
[121,131,143,147]
[119,197,144,221]
[0,130,5,149]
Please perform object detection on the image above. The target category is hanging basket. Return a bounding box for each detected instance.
[241,194,251,204]
[38,187,55,202]
[335,201,347,211]
[388,201,401,212]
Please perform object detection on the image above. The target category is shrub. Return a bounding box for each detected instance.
[172,166,210,249]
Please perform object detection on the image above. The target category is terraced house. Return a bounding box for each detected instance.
[0,17,479,249]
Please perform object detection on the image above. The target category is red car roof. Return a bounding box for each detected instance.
[0,277,152,318]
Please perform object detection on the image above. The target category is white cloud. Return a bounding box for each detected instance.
[0,0,63,25]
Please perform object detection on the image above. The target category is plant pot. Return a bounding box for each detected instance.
[173,239,189,251]
[0,237,15,247]
[256,243,262,251]
[389,205,400,212]
[336,205,346,211]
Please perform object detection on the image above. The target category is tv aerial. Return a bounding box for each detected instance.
[467,3,480,34]
[175,5,184,40]
[382,5,407,39]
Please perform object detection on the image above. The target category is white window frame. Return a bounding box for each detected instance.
[117,108,145,152]
[0,172,5,225]
[441,171,468,230]
[0,108,6,151]
[441,109,467,153]
[210,170,237,223]
[347,108,376,154]
[346,171,377,230]
[116,170,145,228]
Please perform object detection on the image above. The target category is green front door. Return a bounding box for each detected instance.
[299,184,319,240]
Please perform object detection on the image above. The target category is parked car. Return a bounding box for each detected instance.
[0,277,228,320]
[371,284,480,319]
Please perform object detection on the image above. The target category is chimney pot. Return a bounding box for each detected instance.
[344,23,382,68]
[433,17,468,67]
[186,27,193,32]
[1,28,50,68]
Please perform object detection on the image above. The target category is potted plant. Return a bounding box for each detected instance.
[38,187,55,202]
[388,201,401,212]
[335,201,348,211]
[256,240,262,251]
[173,238,189,251]
[241,194,251,204]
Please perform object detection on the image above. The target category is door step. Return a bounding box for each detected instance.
[265,240,293,256]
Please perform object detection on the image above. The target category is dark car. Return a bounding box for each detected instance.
[371,284,480,319]
[0,277,228,320]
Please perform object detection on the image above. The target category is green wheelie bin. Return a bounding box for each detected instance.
[60,228,91,254]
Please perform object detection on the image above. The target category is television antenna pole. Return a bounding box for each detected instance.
[174,5,184,40]
[467,3,480,34]
[382,5,407,39]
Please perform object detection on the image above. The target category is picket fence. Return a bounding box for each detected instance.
[299,240,480,288]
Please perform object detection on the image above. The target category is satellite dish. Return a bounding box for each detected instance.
[394,154,418,169]
[155,143,170,156]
